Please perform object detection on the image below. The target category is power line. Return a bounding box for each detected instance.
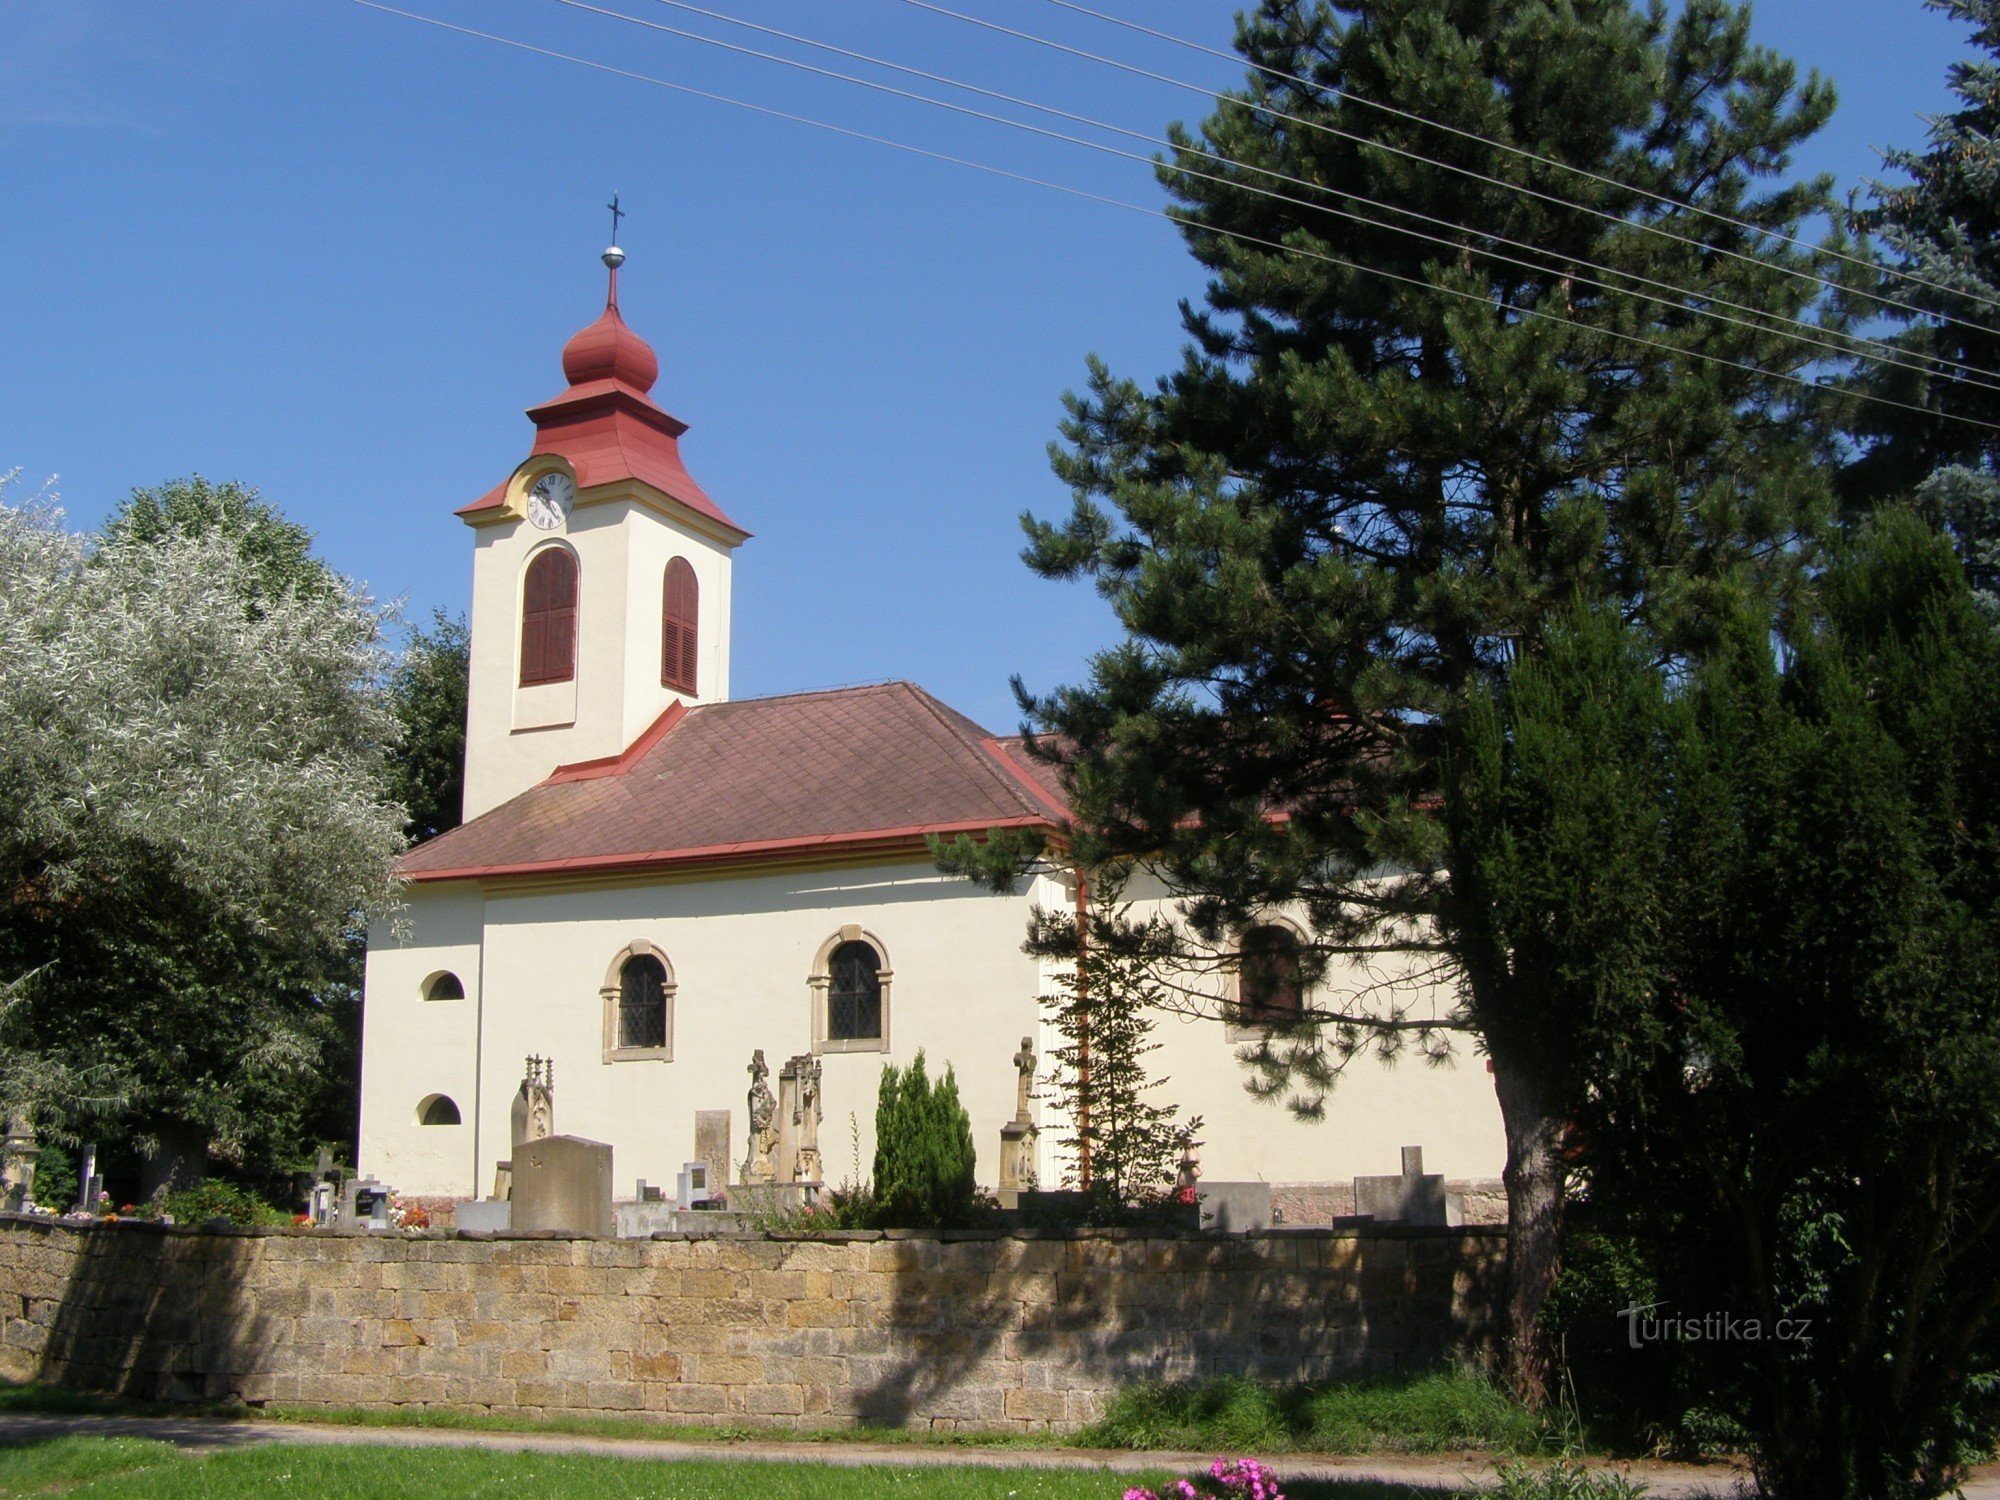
[898,0,2000,341]
[1041,0,2000,324]
[556,0,2000,394]
[339,0,2000,438]
[590,0,2000,395]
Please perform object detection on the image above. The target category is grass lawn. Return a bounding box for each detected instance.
[0,1436,1464,1498]
[0,1370,1553,1458]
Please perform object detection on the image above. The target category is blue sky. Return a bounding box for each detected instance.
[0,0,1976,730]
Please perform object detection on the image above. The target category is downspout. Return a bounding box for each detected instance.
[1074,864,1091,1191]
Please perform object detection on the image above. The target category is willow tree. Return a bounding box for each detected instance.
[943,0,1847,1399]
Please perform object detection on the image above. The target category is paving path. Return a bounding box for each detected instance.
[2,1411,1996,1497]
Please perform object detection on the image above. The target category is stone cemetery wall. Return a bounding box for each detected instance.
[0,1216,1506,1432]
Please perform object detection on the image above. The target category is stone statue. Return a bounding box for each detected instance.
[742,1049,778,1185]
[999,1036,1039,1202]
[792,1055,824,1184]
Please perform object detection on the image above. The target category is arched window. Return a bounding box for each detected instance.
[810,928,892,1053]
[828,942,882,1042]
[661,557,698,695]
[520,547,578,686]
[600,942,675,1060]
[418,1094,461,1126]
[422,971,465,1003]
[1237,925,1304,1028]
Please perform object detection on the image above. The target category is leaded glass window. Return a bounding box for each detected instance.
[827,941,882,1042]
[618,953,669,1050]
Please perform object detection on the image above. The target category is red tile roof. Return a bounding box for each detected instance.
[400,682,1070,883]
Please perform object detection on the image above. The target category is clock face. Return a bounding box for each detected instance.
[525,472,575,531]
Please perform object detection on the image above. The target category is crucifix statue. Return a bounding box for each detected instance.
[1012,1035,1036,1123]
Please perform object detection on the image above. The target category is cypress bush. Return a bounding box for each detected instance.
[871,1051,977,1229]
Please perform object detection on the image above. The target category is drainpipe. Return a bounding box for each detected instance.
[471,903,488,1200]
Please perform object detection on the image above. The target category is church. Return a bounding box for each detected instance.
[357,248,1505,1212]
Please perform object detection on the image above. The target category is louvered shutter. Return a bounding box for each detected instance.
[662,557,698,694]
[520,549,578,686]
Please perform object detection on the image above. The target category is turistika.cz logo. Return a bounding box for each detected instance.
[1619,1301,1814,1349]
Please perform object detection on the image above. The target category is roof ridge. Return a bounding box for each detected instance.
[896,683,1051,823]
[688,679,914,714]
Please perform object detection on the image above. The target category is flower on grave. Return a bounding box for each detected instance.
[292,1213,312,1226]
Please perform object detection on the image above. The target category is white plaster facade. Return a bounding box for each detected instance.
[360,861,1504,1200]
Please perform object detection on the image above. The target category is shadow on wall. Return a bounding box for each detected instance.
[32,1222,280,1404]
[852,1227,1504,1431]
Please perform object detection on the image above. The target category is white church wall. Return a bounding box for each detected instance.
[364,859,1044,1199]
[1027,867,1506,1193]
[363,859,1505,1205]
[359,885,487,1196]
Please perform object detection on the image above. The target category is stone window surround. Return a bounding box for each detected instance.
[600,940,676,1063]
[1224,915,1311,1041]
[809,925,892,1055]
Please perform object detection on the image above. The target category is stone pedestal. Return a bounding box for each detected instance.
[512,1135,614,1238]
[775,1054,822,1187]
[0,1116,38,1214]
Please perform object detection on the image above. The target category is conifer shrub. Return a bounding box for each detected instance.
[871,1051,977,1230]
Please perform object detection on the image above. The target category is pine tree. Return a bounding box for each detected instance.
[1032,874,1196,1208]
[942,0,1845,1400]
[1847,0,2000,498]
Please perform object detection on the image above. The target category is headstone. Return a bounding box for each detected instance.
[1196,1181,1274,1232]
[0,1115,39,1213]
[741,1050,778,1185]
[454,1199,511,1234]
[338,1177,393,1232]
[511,1134,614,1237]
[694,1110,731,1194]
[511,1055,555,1152]
[1352,1144,1454,1227]
[998,1035,1040,1208]
[76,1144,97,1213]
[675,1161,714,1209]
[774,1054,823,1185]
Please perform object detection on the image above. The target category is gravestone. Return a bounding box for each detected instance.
[512,1134,614,1237]
[454,1199,511,1233]
[741,1049,778,1185]
[775,1054,823,1186]
[694,1110,731,1194]
[338,1177,393,1233]
[676,1161,715,1209]
[1196,1181,1275,1232]
[998,1035,1040,1208]
[1351,1145,1457,1227]
[0,1115,38,1213]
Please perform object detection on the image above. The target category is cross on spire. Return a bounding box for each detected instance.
[607,192,625,248]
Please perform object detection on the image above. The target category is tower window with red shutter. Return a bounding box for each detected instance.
[519,548,578,686]
[662,557,698,695]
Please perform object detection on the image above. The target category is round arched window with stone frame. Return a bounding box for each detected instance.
[1233,923,1306,1030]
[809,928,892,1053]
[600,942,676,1062]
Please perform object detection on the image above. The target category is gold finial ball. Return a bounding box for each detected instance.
[602,245,626,269]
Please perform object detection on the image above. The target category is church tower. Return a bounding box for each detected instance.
[458,245,749,820]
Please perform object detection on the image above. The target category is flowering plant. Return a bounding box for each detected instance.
[388,1197,431,1232]
[1124,1458,1286,1500]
